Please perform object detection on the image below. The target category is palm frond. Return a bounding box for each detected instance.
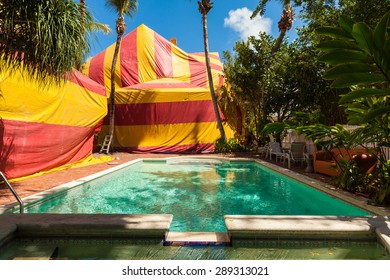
[0,0,93,82]
[105,0,138,17]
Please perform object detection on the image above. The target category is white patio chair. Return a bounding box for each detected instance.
[258,144,269,158]
[268,142,288,164]
[285,141,306,168]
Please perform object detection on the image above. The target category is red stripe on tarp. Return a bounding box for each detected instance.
[115,143,214,153]
[88,49,106,86]
[0,119,94,179]
[189,52,223,72]
[65,70,106,97]
[104,100,217,126]
[189,56,207,88]
[120,29,139,87]
[190,52,220,60]
[210,62,223,72]
[125,81,197,89]
[154,32,173,78]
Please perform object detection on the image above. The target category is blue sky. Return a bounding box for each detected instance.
[86,0,303,60]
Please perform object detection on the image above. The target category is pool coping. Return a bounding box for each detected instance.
[0,213,173,248]
[224,215,390,253]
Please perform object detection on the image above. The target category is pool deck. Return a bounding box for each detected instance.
[1,152,390,254]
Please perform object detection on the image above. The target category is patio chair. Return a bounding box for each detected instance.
[268,142,288,164]
[258,144,269,158]
[285,142,306,168]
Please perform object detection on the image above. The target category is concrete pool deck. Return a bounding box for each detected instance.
[1,153,390,256]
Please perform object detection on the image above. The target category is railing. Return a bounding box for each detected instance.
[0,171,24,213]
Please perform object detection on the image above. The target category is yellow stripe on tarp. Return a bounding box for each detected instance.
[81,59,91,77]
[171,45,191,82]
[190,53,222,68]
[0,71,107,127]
[137,25,157,83]
[103,43,122,96]
[188,52,223,89]
[107,122,234,148]
[115,88,211,104]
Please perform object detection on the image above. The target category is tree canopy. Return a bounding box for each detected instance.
[0,0,95,82]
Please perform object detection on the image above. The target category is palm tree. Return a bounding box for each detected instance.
[198,0,226,141]
[251,0,294,55]
[80,0,86,17]
[251,1,294,131]
[0,0,92,82]
[105,0,138,152]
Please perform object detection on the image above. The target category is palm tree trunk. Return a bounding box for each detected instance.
[108,33,122,150]
[261,3,293,123]
[271,29,286,54]
[77,0,86,70]
[200,9,226,141]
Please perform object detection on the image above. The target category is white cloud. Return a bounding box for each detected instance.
[224,7,272,40]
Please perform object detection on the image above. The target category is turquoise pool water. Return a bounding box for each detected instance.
[25,159,371,231]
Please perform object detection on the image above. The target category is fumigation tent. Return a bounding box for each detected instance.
[0,69,107,179]
[82,24,234,153]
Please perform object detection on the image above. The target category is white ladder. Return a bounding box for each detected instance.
[100,134,113,154]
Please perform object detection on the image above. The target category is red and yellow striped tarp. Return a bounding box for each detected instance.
[0,69,107,179]
[83,24,234,153]
[83,24,224,94]
[99,78,233,152]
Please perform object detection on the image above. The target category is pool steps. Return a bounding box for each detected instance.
[164,232,230,246]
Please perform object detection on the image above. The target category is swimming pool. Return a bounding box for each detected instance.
[22,158,371,232]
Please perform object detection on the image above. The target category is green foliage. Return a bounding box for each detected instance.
[105,0,138,16]
[0,0,93,82]
[331,158,369,193]
[222,34,274,146]
[317,13,390,89]
[371,160,390,205]
[297,0,389,30]
[214,137,251,153]
[318,11,390,129]
[297,124,353,149]
[303,11,390,205]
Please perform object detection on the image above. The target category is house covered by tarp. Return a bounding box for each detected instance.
[82,24,234,153]
[0,69,107,179]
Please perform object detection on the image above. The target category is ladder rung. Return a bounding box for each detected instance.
[100,134,113,154]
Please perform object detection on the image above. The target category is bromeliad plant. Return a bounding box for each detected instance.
[308,11,390,204]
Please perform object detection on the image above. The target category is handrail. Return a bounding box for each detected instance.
[0,171,24,213]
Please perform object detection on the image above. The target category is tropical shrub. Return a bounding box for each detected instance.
[303,11,390,204]
[214,137,251,153]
